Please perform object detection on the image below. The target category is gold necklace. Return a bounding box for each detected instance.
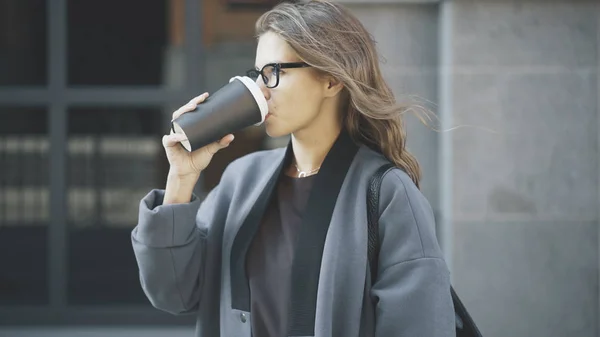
[293,163,320,178]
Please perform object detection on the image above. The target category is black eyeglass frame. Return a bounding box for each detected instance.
[246,62,311,88]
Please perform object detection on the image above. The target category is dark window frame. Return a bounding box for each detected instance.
[0,0,205,326]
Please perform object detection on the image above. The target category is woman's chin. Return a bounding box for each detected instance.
[265,124,291,139]
[266,129,286,139]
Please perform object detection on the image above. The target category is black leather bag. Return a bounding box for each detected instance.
[367,164,483,337]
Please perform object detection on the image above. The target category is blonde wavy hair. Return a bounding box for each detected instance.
[256,0,424,187]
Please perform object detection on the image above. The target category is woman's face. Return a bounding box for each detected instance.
[254,32,328,138]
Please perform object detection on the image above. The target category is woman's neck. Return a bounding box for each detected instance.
[287,123,342,177]
[286,95,345,177]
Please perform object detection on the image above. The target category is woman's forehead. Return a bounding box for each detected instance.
[255,32,298,69]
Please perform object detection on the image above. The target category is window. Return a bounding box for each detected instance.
[67,0,167,86]
[0,0,47,86]
[0,0,273,325]
[66,107,164,304]
[0,107,49,305]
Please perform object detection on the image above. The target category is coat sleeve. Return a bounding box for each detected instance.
[130,183,222,315]
[371,169,455,337]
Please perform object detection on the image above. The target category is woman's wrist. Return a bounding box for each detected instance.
[163,172,200,205]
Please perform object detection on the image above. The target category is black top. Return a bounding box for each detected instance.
[245,173,317,337]
[231,130,359,336]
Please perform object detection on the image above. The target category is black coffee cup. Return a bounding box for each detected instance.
[171,76,268,152]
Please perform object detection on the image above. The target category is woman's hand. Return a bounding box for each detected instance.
[162,92,235,181]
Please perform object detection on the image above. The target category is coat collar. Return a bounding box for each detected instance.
[230,129,360,336]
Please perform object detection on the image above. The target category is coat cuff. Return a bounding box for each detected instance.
[132,189,202,248]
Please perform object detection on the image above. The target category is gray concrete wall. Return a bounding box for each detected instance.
[450,1,598,336]
[343,1,599,336]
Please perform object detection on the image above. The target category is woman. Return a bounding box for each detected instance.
[131,1,455,336]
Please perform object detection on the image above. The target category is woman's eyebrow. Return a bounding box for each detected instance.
[255,60,284,70]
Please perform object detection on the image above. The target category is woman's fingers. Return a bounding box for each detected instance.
[204,134,235,156]
[162,131,188,148]
[171,92,210,121]
[188,134,234,173]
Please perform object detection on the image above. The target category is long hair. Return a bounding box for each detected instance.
[256,0,424,187]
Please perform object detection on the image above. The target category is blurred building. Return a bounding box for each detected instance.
[0,0,598,336]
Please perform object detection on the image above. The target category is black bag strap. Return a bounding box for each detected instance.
[367,163,396,283]
[367,163,483,337]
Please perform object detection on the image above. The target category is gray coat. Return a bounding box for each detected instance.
[131,131,455,337]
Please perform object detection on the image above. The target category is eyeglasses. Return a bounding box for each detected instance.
[247,62,311,89]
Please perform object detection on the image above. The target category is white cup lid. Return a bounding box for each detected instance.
[230,76,268,126]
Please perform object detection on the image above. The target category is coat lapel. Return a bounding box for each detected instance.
[287,130,359,336]
[229,130,360,336]
[230,142,291,311]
